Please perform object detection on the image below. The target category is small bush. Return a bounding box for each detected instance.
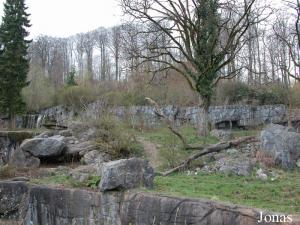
[56,86,97,109]
[91,115,143,158]
[215,81,254,105]
[256,150,275,168]
[254,84,288,105]
[22,69,56,111]
[103,90,148,107]
[289,83,300,107]
[86,175,101,189]
[0,165,16,179]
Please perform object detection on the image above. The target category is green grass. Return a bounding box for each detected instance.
[232,129,260,138]
[140,126,219,146]
[31,174,101,190]
[150,171,300,214]
[135,126,219,169]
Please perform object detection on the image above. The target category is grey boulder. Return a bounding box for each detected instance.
[218,158,254,176]
[99,158,155,191]
[9,148,40,168]
[261,124,300,169]
[20,136,67,158]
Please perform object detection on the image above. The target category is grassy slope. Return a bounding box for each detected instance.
[138,126,299,214]
[151,171,300,214]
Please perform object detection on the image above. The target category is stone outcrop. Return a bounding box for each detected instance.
[0,131,35,167]
[15,103,288,129]
[9,148,40,168]
[99,158,155,191]
[0,181,298,225]
[261,124,300,169]
[20,137,67,158]
[0,181,28,220]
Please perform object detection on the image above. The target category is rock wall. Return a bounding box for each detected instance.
[0,181,297,225]
[35,103,287,129]
[0,131,36,166]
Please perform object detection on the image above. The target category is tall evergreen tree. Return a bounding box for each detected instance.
[0,0,31,128]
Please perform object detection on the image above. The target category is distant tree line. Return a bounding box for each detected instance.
[28,1,299,89]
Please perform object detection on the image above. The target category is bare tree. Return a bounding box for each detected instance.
[110,26,122,81]
[95,28,110,81]
[121,0,265,135]
[82,32,95,83]
[75,33,85,82]
[274,0,300,81]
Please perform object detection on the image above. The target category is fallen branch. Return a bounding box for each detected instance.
[160,136,258,176]
[146,97,197,149]
[145,97,259,176]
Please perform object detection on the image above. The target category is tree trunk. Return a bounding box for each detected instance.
[9,114,16,129]
[197,97,210,136]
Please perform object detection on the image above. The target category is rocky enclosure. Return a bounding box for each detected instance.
[0,103,288,130]
[1,181,296,225]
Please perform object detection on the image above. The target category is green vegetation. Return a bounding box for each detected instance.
[66,67,78,87]
[31,174,83,188]
[0,0,31,127]
[231,129,260,138]
[151,171,300,214]
[215,81,300,106]
[89,116,144,159]
[136,126,219,169]
[31,174,101,190]
[86,175,101,189]
[140,126,219,146]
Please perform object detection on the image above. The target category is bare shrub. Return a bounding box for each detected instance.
[0,165,16,179]
[255,150,275,168]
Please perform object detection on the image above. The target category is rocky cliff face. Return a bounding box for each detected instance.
[34,103,287,129]
[0,103,288,130]
[0,181,296,225]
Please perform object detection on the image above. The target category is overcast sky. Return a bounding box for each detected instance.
[0,0,287,39]
[0,0,122,38]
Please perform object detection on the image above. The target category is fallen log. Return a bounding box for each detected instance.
[160,136,258,176]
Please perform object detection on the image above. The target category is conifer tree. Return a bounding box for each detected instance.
[0,0,31,128]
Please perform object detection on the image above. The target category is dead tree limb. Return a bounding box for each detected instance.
[145,97,258,176]
[146,97,193,149]
[161,136,258,176]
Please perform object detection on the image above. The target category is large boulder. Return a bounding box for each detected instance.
[81,150,110,165]
[99,158,155,191]
[20,136,67,158]
[9,148,40,168]
[261,124,300,169]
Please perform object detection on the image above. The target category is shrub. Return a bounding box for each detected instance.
[256,150,275,168]
[56,86,97,109]
[254,84,288,105]
[0,165,15,179]
[214,80,254,105]
[22,70,56,111]
[289,83,300,107]
[90,115,143,158]
[86,175,101,189]
[103,90,147,107]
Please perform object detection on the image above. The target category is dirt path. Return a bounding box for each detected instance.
[138,137,160,169]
